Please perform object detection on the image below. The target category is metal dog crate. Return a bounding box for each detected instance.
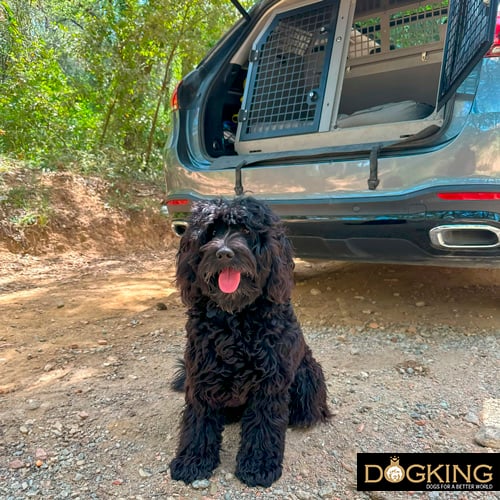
[235,0,497,155]
[236,0,347,142]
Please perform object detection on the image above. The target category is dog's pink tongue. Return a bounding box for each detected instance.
[218,268,241,294]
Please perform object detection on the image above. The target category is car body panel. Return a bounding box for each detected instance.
[166,63,500,199]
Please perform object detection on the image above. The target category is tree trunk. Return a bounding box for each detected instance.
[144,47,177,165]
[99,96,117,148]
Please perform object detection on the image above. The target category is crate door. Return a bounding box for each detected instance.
[238,0,339,141]
[437,0,499,110]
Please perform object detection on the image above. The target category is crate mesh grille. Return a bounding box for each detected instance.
[350,2,448,59]
[389,5,448,49]
[439,0,494,104]
[241,2,337,139]
[350,18,382,58]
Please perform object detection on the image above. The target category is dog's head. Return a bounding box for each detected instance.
[176,196,294,313]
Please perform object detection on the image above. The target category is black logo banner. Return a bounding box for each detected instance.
[357,453,499,491]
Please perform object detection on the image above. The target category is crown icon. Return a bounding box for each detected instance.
[390,456,400,465]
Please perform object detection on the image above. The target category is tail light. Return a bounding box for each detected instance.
[166,199,190,206]
[485,15,500,57]
[170,81,181,111]
[437,192,500,200]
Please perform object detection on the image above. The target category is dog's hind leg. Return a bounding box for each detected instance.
[170,359,186,392]
[169,403,224,483]
[288,348,331,427]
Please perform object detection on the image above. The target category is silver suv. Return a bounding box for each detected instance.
[164,0,500,267]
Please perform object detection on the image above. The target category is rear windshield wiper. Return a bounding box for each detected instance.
[229,0,251,21]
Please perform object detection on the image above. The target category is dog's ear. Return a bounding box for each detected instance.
[264,221,295,304]
[176,225,202,307]
[176,201,214,306]
[240,197,295,304]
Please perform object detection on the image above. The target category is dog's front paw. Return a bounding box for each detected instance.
[169,455,217,484]
[235,459,282,487]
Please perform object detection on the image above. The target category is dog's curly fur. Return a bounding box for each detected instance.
[169,196,331,487]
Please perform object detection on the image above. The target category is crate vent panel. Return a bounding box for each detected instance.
[349,2,448,59]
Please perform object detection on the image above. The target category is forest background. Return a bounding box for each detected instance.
[0,0,248,175]
[0,0,251,250]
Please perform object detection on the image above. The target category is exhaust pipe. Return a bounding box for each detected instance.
[429,224,500,250]
[171,221,188,237]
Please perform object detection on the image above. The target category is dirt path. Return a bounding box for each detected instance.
[1,250,499,499]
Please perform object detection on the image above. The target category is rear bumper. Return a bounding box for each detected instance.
[165,188,500,267]
[285,217,500,266]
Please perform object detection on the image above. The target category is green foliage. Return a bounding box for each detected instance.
[0,181,51,228]
[0,40,98,160]
[0,0,244,173]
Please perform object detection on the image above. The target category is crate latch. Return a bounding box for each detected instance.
[249,49,259,63]
[237,109,248,123]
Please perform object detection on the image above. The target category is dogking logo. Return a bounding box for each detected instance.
[357,453,499,491]
[384,456,405,483]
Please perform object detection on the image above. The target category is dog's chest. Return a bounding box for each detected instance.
[213,326,268,377]
[194,319,281,406]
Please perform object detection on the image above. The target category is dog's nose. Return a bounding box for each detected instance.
[216,246,234,260]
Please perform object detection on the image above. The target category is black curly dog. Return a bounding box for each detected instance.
[169,196,330,487]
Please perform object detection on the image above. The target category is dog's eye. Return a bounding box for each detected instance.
[209,224,224,238]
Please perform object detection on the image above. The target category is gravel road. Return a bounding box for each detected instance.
[0,254,499,499]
